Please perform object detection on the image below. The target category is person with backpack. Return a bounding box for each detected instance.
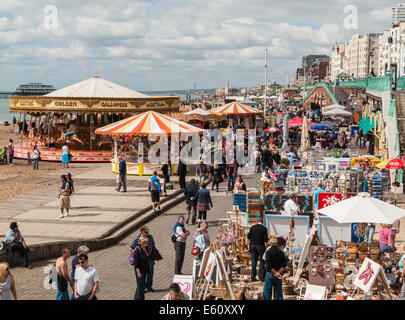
[148,171,162,213]
[172,216,190,275]
[131,236,151,300]
[58,175,71,218]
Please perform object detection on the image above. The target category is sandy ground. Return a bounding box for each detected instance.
[0,125,61,203]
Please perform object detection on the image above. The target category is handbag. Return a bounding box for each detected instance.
[171,234,178,243]
[151,246,163,261]
[191,245,201,256]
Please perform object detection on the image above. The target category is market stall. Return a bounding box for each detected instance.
[209,101,262,128]
[95,110,203,175]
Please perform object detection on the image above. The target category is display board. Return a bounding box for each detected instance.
[353,258,387,294]
[173,274,194,299]
[264,195,313,214]
[265,215,309,244]
[318,216,352,247]
[233,193,247,212]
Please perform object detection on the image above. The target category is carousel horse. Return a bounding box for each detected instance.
[55,127,84,145]
[97,137,111,148]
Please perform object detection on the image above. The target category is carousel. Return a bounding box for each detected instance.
[171,107,221,128]
[8,76,180,162]
[95,110,203,175]
[209,101,262,128]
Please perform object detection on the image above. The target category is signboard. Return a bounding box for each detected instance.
[173,274,194,300]
[142,164,163,175]
[318,193,342,216]
[126,164,140,175]
[266,215,309,244]
[318,216,351,247]
[204,253,217,281]
[264,195,312,214]
[216,247,230,277]
[353,258,387,294]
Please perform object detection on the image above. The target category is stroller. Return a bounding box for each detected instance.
[0,148,7,164]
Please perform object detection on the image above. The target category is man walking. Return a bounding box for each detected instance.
[173,216,190,275]
[178,161,187,189]
[116,154,127,192]
[260,144,273,170]
[148,171,162,213]
[74,254,99,300]
[55,248,74,300]
[130,226,156,293]
[263,237,286,300]
[5,222,32,269]
[184,179,199,225]
[247,219,268,281]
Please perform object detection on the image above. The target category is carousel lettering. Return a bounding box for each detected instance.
[101,102,128,108]
[19,100,35,106]
[55,101,78,107]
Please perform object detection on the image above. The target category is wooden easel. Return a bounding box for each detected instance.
[293,218,319,286]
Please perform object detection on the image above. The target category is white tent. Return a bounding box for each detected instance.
[269,95,278,99]
[45,76,151,98]
[323,108,352,117]
[318,192,405,224]
[322,104,346,112]
[184,108,211,116]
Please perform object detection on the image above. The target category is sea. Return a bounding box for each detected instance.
[0,90,210,123]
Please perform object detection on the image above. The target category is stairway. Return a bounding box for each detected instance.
[328,85,349,105]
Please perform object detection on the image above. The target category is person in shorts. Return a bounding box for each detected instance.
[58,175,71,219]
[148,171,162,213]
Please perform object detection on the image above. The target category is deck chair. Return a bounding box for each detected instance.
[297,284,328,300]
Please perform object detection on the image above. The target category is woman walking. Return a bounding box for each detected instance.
[195,183,213,227]
[61,143,70,168]
[0,262,17,300]
[133,236,151,300]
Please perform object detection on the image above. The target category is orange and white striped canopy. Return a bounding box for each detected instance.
[95,111,203,136]
[210,102,262,115]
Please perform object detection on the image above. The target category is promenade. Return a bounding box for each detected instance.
[0,163,180,245]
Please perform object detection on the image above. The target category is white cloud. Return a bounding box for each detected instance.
[0,0,400,90]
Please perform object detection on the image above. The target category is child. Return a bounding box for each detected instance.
[27,151,32,166]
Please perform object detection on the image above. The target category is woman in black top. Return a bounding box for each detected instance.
[133,237,151,300]
[210,163,223,192]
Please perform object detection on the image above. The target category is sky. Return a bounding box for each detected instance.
[0,0,400,91]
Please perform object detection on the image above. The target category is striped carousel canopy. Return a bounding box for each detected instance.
[209,102,262,115]
[95,111,203,136]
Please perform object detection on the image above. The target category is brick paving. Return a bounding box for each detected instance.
[9,176,257,300]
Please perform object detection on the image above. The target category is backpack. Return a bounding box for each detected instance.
[129,246,141,265]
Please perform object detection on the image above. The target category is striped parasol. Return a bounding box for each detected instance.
[210,102,262,115]
[95,111,203,136]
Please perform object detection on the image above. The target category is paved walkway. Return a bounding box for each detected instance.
[0,163,179,245]
[9,177,252,300]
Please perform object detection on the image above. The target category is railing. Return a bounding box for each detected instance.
[339,79,368,89]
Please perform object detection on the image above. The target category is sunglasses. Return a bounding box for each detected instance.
[78,261,87,264]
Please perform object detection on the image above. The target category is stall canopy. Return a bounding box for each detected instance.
[264,127,281,133]
[45,76,151,98]
[172,107,217,122]
[95,111,203,136]
[210,102,262,115]
[318,192,405,224]
[320,121,338,127]
[239,99,259,106]
[376,158,404,169]
[280,117,314,127]
[322,104,346,112]
[323,108,352,117]
[309,124,330,131]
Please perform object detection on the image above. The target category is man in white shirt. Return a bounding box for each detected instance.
[284,194,300,229]
[74,254,99,300]
[173,216,190,275]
